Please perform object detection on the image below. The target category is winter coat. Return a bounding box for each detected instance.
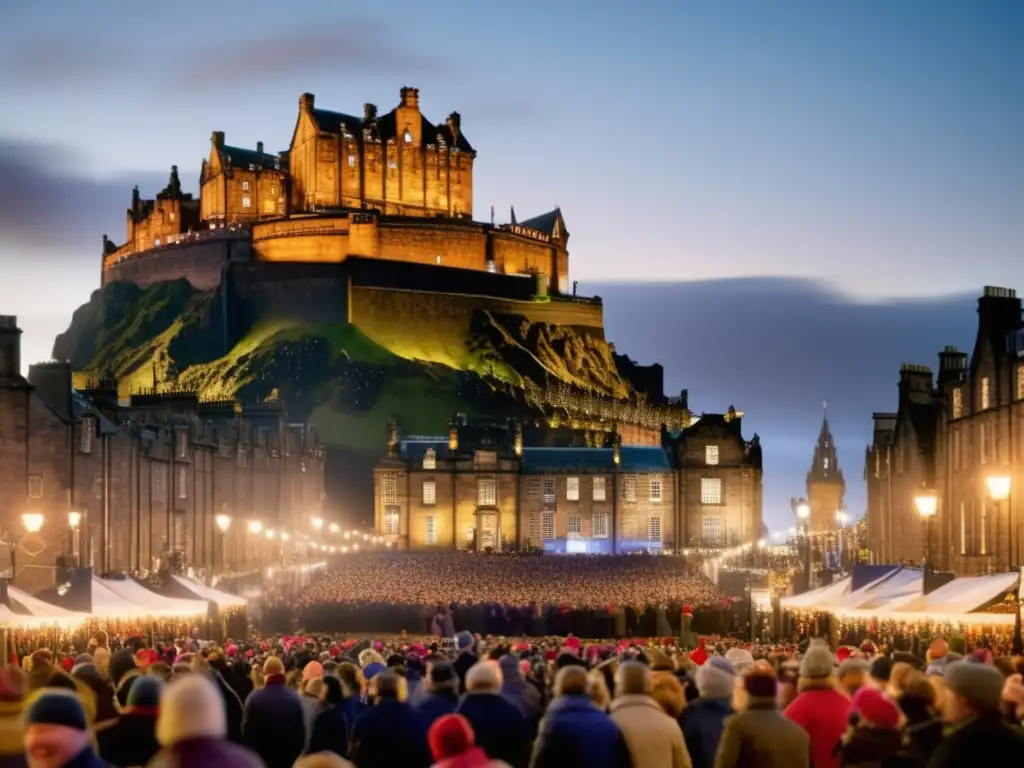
[0,702,26,768]
[838,725,913,768]
[500,678,542,739]
[350,696,432,768]
[784,681,850,768]
[679,697,733,768]
[415,690,460,727]
[457,692,529,768]
[213,671,246,744]
[610,694,691,768]
[147,737,265,768]
[433,747,511,768]
[300,693,322,746]
[241,677,306,768]
[530,694,631,768]
[928,715,1024,767]
[98,710,160,767]
[714,701,810,768]
[56,748,107,768]
[308,704,348,759]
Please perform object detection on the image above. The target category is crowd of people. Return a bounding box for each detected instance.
[8,628,1024,767]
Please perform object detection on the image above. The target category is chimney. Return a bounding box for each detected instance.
[28,362,73,422]
[0,316,24,384]
[131,185,140,218]
[978,285,1021,339]
[211,131,225,148]
[299,93,315,111]
[937,345,968,388]
[400,86,420,109]
[256,141,264,156]
[364,103,378,122]
[447,111,461,140]
[898,363,933,395]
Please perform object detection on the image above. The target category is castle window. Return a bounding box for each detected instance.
[242,181,249,191]
[650,476,663,503]
[592,476,606,502]
[404,130,413,144]
[422,480,436,506]
[567,515,582,535]
[980,423,989,465]
[566,477,579,501]
[348,155,356,167]
[648,517,662,543]
[541,511,555,540]
[702,515,721,545]
[178,466,187,499]
[823,458,829,470]
[701,478,722,505]
[1017,367,1024,400]
[172,512,185,553]
[593,512,608,539]
[422,448,436,470]
[176,429,188,459]
[242,196,251,208]
[477,478,497,507]
[623,475,637,503]
[952,430,961,471]
[154,239,160,246]
[381,473,398,505]
[28,475,43,500]
[384,506,400,535]
[425,515,437,545]
[543,475,555,507]
[705,445,719,465]
[981,377,991,410]
[169,212,175,221]
[80,418,92,454]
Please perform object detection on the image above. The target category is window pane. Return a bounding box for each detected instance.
[385,506,400,535]
[568,515,581,534]
[382,474,398,504]
[423,480,436,506]
[593,513,608,538]
[623,475,637,502]
[426,515,437,545]
[478,478,497,506]
[423,448,436,470]
[700,478,722,505]
[593,476,606,501]
[649,517,662,542]
[702,515,721,544]
[705,445,719,465]
[567,477,579,501]
[650,477,662,503]
[543,475,555,506]
[542,512,555,540]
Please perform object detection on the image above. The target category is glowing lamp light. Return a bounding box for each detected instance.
[362,533,369,541]
[215,514,232,533]
[281,532,290,541]
[353,543,360,551]
[329,523,340,534]
[265,529,276,540]
[385,541,393,548]
[344,531,351,540]
[757,538,766,549]
[22,513,44,534]
[341,546,348,553]
[312,517,324,531]
[329,546,336,553]
[836,511,849,525]
[914,491,939,518]
[796,502,810,520]
[987,476,1012,503]
[682,548,690,556]
[248,520,263,535]
[68,511,82,529]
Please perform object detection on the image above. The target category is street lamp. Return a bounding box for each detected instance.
[914,490,938,570]
[248,520,263,535]
[265,529,276,540]
[987,476,1013,569]
[215,514,232,533]
[311,517,324,531]
[22,513,44,534]
[328,523,340,534]
[68,511,81,529]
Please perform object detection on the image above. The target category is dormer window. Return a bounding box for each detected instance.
[423,448,436,470]
[403,129,413,143]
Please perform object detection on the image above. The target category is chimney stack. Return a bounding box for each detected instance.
[0,316,27,386]
[211,131,225,148]
[978,286,1021,339]
[937,345,968,388]
[364,103,377,122]
[299,93,315,111]
[898,363,933,395]
[28,362,72,422]
[256,141,264,156]
[400,87,420,109]
[446,111,461,141]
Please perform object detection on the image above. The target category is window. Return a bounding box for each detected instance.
[422,480,436,506]
[1017,367,1024,400]
[543,475,555,506]
[242,196,251,208]
[388,159,397,170]
[702,515,721,544]
[952,430,961,471]
[593,512,608,538]
[566,477,579,501]
[980,423,989,465]
[403,129,413,143]
[384,507,400,535]
[28,475,43,499]
[242,181,249,191]
[474,451,497,470]
[705,445,719,465]
[649,517,662,543]
[650,476,663,503]
[238,446,248,468]
[153,465,166,496]
[80,419,92,454]
[701,478,722,505]
[593,476,606,502]
[176,430,188,459]
[178,466,187,499]
[477,478,497,506]
[422,448,436,470]
[952,387,964,418]
[381,473,398,504]
[823,457,829,470]
[959,502,966,555]
[981,377,991,410]
[172,513,185,553]
[542,511,555,540]
[567,515,582,535]
[425,515,437,545]
[348,154,356,167]
[981,506,988,555]
[623,475,637,502]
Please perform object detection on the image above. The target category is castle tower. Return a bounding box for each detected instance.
[806,403,845,533]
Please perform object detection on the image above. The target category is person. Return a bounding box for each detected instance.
[149,674,263,768]
[23,689,106,768]
[428,713,511,768]
[609,661,691,768]
[242,655,306,768]
[784,643,849,768]
[301,661,326,744]
[897,674,942,763]
[715,664,810,768]
[350,671,432,768]
[679,657,734,768]
[837,687,907,767]
[498,656,541,739]
[929,662,1024,766]
[0,668,27,768]
[530,666,631,768]
[308,676,349,759]
[838,659,870,698]
[97,675,163,767]
[456,663,528,768]
[415,662,461,727]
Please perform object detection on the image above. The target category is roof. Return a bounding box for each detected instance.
[520,446,671,473]
[221,145,282,171]
[312,108,363,136]
[72,390,119,434]
[399,439,451,463]
[313,106,474,153]
[517,208,563,236]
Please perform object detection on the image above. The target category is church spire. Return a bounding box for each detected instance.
[807,402,842,484]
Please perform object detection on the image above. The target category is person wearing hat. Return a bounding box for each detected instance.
[837,687,905,766]
[679,657,735,768]
[98,675,163,767]
[241,656,306,768]
[783,642,849,768]
[350,672,432,768]
[414,661,460,728]
[427,713,507,768]
[498,655,541,740]
[716,665,810,768]
[23,689,106,768]
[837,658,870,698]
[929,661,1024,766]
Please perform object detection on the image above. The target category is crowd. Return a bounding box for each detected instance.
[8,628,1024,767]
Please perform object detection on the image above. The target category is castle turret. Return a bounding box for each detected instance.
[364,103,377,122]
[806,403,845,533]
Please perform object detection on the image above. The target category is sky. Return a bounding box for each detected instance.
[0,1,1021,530]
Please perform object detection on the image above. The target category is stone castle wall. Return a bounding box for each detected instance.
[102,234,250,291]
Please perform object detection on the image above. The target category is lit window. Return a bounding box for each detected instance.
[649,517,662,543]
[169,212,175,222]
[178,466,187,499]
[980,423,989,465]
[422,448,436,470]
[242,181,249,191]
[388,159,397,170]
[701,478,722,505]
[593,513,608,539]
[404,129,413,143]
[348,155,356,167]
[172,513,185,552]
[28,475,43,499]
[425,515,437,545]
[623,475,637,502]
[80,419,92,454]
[242,196,251,208]
[1017,367,1024,400]
[568,515,582,535]
[823,458,829,470]
[176,430,188,459]
[478,478,497,506]
[593,476,606,502]
[543,475,555,506]
[422,480,436,506]
[384,506,400,535]
[705,445,719,465]
[702,515,721,545]
[542,511,555,540]
[952,388,964,418]
[566,477,579,501]
[959,502,966,555]
[981,377,991,410]
[381,473,398,504]
[650,477,663,503]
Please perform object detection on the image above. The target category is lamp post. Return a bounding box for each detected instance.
[22,513,44,534]
[215,514,232,572]
[914,490,938,578]
[795,500,811,592]
[987,476,1012,570]
[68,511,81,561]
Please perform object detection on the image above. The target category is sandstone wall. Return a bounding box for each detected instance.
[102,236,249,291]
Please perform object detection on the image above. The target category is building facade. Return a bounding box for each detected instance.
[865,286,1024,574]
[0,316,325,591]
[806,410,846,533]
[373,414,763,552]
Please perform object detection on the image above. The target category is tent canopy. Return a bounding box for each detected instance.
[781,577,853,609]
[170,576,247,611]
[97,578,208,619]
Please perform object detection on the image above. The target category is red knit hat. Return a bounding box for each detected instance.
[852,687,901,729]
[428,714,475,760]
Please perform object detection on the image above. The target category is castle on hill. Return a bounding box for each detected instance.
[102,86,569,297]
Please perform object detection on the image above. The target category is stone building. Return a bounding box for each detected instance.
[373,413,763,552]
[865,286,1024,574]
[0,316,324,590]
[200,134,290,225]
[806,409,846,534]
